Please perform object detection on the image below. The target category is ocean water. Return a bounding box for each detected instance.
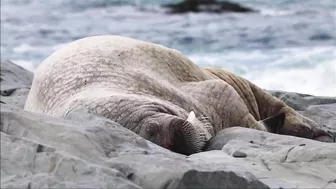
[1,0,335,96]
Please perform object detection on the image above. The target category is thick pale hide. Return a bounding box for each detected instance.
[24,35,332,154]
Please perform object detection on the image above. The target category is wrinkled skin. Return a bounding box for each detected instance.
[280,107,332,140]
[206,68,333,141]
[24,35,333,155]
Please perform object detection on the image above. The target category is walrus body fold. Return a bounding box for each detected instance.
[24,35,332,155]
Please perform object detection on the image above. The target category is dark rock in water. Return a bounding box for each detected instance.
[163,0,256,14]
[0,60,33,108]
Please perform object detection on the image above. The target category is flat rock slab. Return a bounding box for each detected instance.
[203,127,336,188]
[1,104,269,189]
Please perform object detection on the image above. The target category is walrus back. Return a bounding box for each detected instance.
[24,35,212,116]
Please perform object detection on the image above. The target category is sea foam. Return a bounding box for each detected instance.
[189,46,336,96]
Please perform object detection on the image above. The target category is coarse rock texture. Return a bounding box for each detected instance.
[204,127,336,188]
[1,104,270,189]
[1,60,336,189]
[0,60,33,108]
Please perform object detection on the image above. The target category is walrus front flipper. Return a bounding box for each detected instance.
[261,112,285,134]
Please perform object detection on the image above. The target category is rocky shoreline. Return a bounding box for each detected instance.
[1,60,336,189]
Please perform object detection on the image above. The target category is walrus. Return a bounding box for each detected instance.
[24,35,332,155]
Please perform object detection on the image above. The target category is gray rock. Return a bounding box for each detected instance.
[1,60,336,189]
[232,151,247,158]
[1,60,33,108]
[300,104,336,134]
[202,127,336,188]
[1,104,270,189]
[268,90,336,111]
[1,132,141,189]
[3,102,336,189]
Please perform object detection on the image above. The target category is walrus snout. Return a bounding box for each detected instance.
[312,128,335,143]
[143,115,201,155]
[157,117,203,155]
[170,118,200,155]
[150,113,210,155]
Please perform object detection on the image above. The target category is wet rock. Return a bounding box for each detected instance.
[163,0,256,14]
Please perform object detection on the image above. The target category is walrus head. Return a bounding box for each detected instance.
[143,111,213,155]
[278,107,334,142]
[260,109,334,143]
